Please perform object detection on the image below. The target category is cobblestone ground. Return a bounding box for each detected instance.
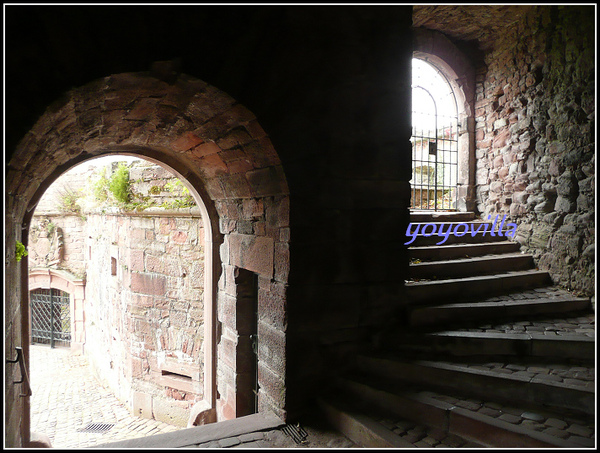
[29,344,179,448]
[29,344,356,449]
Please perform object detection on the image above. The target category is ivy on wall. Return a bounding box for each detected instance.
[15,241,28,262]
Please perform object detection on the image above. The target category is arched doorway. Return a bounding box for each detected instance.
[6,71,290,445]
[412,28,476,212]
[411,58,460,211]
[28,155,212,429]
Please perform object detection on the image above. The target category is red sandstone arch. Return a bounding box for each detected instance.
[7,72,290,425]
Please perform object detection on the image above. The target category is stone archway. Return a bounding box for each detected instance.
[413,28,477,212]
[6,71,291,441]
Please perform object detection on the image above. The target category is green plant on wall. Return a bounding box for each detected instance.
[46,221,56,236]
[15,241,28,262]
[109,163,132,204]
[149,185,162,195]
[91,167,110,203]
[161,179,196,209]
[56,186,83,216]
[88,162,196,212]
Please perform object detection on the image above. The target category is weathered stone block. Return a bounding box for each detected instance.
[229,233,274,279]
[246,167,285,198]
[529,224,553,249]
[171,132,204,152]
[557,171,578,198]
[490,181,504,193]
[258,361,285,408]
[171,230,188,244]
[555,196,576,213]
[130,272,167,296]
[513,191,529,204]
[258,283,287,331]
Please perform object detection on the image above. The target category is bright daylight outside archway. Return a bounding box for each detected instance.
[411,58,459,211]
[27,154,209,447]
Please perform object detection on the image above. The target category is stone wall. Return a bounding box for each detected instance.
[474,5,595,296]
[84,210,204,426]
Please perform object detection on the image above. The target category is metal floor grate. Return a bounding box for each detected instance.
[77,422,115,433]
[281,423,308,444]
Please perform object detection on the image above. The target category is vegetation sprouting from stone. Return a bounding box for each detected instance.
[109,163,132,204]
[88,161,196,212]
[15,241,28,262]
[159,179,196,210]
[55,186,84,217]
[92,167,110,203]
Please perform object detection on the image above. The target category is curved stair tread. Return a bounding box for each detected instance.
[406,269,550,286]
[335,375,594,448]
[355,354,595,417]
[409,252,533,266]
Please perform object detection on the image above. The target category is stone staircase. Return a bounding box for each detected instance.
[321,211,595,448]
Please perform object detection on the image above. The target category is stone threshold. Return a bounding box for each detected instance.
[93,411,284,449]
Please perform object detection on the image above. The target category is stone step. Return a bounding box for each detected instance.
[333,376,581,448]
[95,411,284,448]
[410,211,476,223]
[354,355,595,418]
[406,270,552,304]
[409,295,592,327]
[317,398,416,448]
[318,396,483,448]
[386,331,596,361]
[409,253,535,279]
[410,241,521,261]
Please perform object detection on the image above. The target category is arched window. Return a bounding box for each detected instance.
[411,58,460,211]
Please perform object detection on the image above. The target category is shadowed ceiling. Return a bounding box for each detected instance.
[413,5,534,50]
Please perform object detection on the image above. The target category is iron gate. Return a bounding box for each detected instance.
[30,288,71,347]
[411,59,459,211]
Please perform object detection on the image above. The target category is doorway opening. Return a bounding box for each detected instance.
[30,288,71,348]
[411,58,460,211]
[8,70,290,447]
[234,268,259,417]
[27,154,214,446]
